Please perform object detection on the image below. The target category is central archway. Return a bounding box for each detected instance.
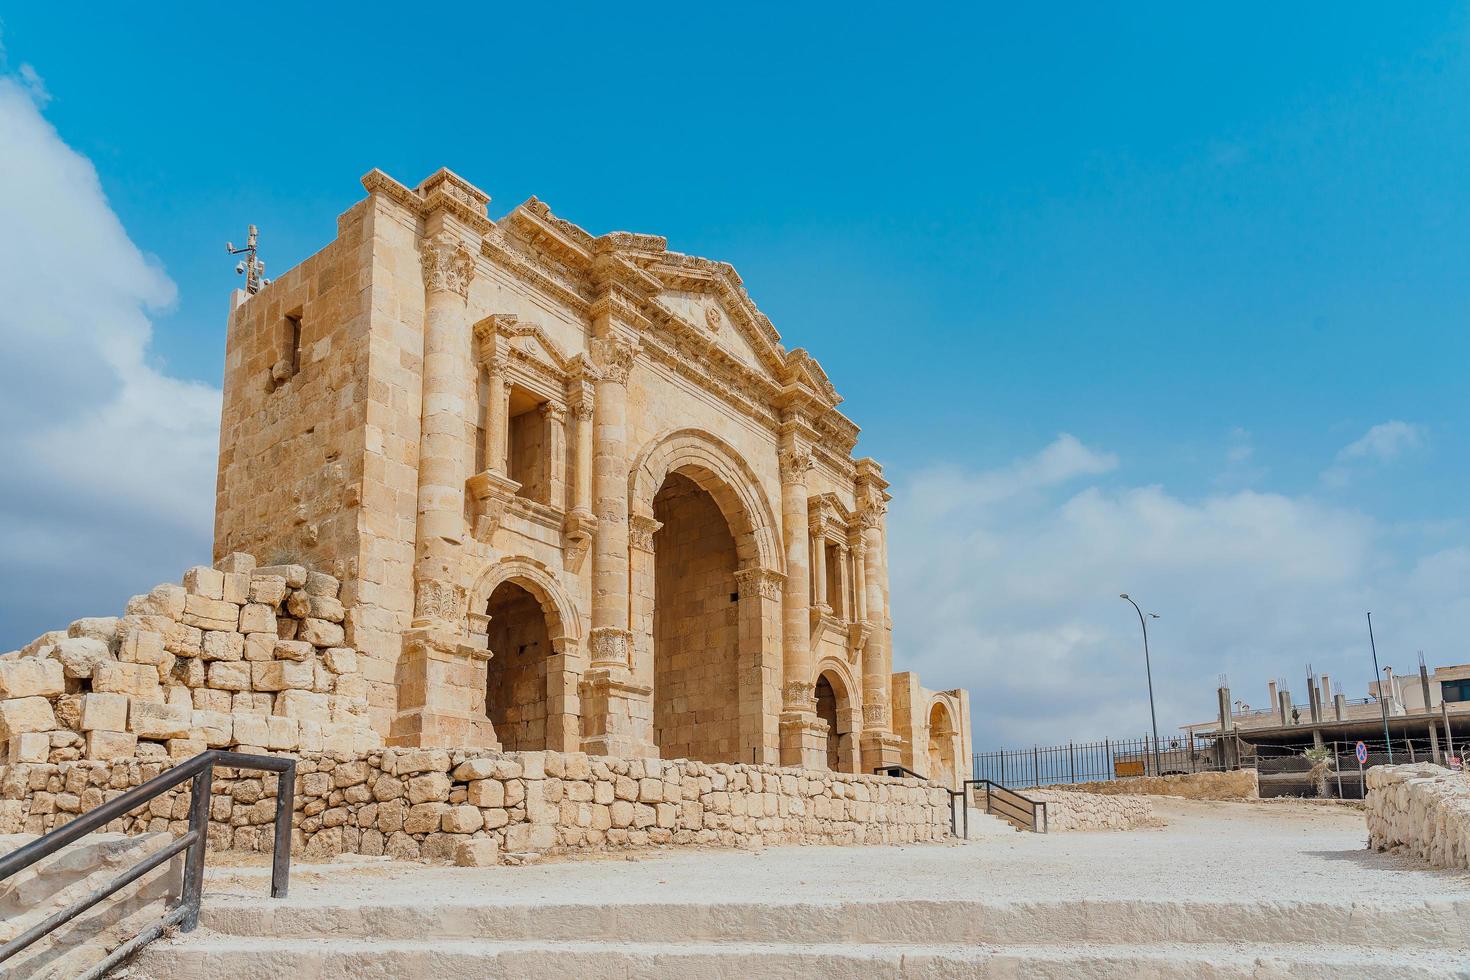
[629,428,784,765]
[652,472,741,762]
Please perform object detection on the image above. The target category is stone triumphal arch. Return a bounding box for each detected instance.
[213,166,971,785]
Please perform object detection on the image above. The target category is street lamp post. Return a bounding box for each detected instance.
[1120,594,1163,775]
[1367,612,1393,764]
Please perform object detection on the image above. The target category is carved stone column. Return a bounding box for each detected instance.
[835,541,850,620]
[561,377,596,571]
[485,352,510,475]
[778,437,826,769]
[857,502,902,768]
[393,230,497,749]
[580,332,652,757]
[541,402,567,510]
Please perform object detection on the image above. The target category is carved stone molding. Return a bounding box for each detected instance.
[561,508,596,572]
[705,305,722,332]
[593,335,638,386]
[862,699,889,728]
[467,469,522,542]
[539,402,567,425]
[628,513,663,554]
[588,626,633,668]
[420,233,476,298]
[413,577,467,626]
[778,445,813,485]
[733,566,784,602]
[857,503,886,531]
[782,680,816,712]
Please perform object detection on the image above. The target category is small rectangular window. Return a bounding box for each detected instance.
[286,312,303,377]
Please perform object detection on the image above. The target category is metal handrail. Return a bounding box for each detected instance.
[0,749,296,978]
[962,778,1048,834]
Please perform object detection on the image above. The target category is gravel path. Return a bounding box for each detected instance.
[203,798,1469,908]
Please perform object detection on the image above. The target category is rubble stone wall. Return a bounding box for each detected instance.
[1365,763,1470,870]
[1025,789,1159,832]
[0,552,382,768]
[1058,768,1259,801]
[0,748,953,863]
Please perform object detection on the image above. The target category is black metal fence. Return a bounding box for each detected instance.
[972,734,1233,788]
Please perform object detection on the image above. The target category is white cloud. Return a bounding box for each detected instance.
[0,74,220,649]
[1322,420,1427,486]
[888,435,1469,750]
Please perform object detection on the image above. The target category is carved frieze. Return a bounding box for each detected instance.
[628,514,663,554]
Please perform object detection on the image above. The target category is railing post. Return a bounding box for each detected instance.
[271,760,296,899]
[1068,742,1075,783]
[179,763,213,932]
[1104,738,1111,781]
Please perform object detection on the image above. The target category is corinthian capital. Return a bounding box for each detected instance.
[779,445,813,485]
[421,233,476,298]
[593,335,638,386]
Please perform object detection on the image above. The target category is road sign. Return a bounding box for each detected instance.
[1355,741,1369,765]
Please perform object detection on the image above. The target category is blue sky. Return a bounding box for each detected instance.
[1,5,1466,745]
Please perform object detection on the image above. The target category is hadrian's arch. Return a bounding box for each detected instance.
[814,658,861,773]
[629,429,783,764]
[467,557,584,753]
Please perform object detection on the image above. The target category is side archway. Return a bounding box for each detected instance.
[927,698,960,789]
[814,658,861,773]
[466,557,584,752]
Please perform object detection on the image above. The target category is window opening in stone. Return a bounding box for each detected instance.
[484,581,552,752]
[506,386,549,503]
[286,311,303,377]
[824,542,843,618]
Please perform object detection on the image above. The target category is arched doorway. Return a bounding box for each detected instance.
[652,472,741,763]
[484,581,554,751]
[928,701,958,787]
[815,675,840,771]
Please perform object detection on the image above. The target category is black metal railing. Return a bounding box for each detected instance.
[972,733,1236,788]
[0,750,296,978]
[963,778,1047,834]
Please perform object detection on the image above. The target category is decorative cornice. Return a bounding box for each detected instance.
[592,335,638,387]
[628,514,663,554]
[779,445,814,485]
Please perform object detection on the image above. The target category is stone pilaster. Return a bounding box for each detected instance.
[485,352,510,475]
[856,459,901,769]
[561,379,596,572]
[541,401,567,510]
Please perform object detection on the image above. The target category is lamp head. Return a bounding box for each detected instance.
[1119,593,1129,599]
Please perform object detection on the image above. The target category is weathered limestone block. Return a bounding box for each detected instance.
[47,637,115,680]
[403,802,446,834]
[85,730,137,761]
[191,710,232,747]
[126,583,186,620]
[305,571,340,597]
[181,595,239,632]
[67,617,120,649]
[442,805,482,833]
[78,692,129,732]
[322,648,357,674]
[222,572,251,605]
[255,564,307,589]
[275,690,330,722]
[232,713,269,747]
[200,630,245,662]
[248,575,288,606]
[117,628,169,667]
[252,661,313,692]
[0,658,65,699]
[93,662,162,698]
[243,633,276,663]
[455,837,499,866]
[215,552,257,574]
[128,701,192,740]
[207,661,252,692]
[272,640,312,663]
[238,603,277,635]
[299,619,345,648]
[408,772,451,804]
[8,732,49,764]
[183,566,225,600]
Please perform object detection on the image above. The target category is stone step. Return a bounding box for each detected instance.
[187,895,1470,950]
[125,934,1470,979]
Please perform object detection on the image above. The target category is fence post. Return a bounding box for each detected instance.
[1333,741,1343,799]
[1068,742,1076,783]
[1032,746,1040,788]
[180,764,213,932]
[1104,738,1111,781]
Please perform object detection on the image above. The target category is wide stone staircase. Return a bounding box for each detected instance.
[123,874,1470,979]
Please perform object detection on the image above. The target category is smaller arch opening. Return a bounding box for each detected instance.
[815,675,841,771]
[484,580,553,751]
[927,701,958,787]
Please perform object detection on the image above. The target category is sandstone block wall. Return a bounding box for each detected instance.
[1055,768,1260,801]
[0,552,382,768]
[1025,789,1159,832]
[0,748,952,862]
[1365,763,1470,870]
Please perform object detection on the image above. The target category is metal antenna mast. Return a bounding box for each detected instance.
[227,225,270,295]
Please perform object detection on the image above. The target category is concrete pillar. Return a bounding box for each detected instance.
[777,438,825,768]
[1420,661,1443,764]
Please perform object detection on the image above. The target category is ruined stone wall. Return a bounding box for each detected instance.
[0,749,953,863]
[0,553,381,768]
[1366,763,1470,870]
[1059,769,1260,801]
[1026,789,1159,832]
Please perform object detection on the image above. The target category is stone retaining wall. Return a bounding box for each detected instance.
[0,748,952,864]
[1025,789,1158,832]
[1365,763,1470,870]
[1057,769,1259,801]
[0,552,381,768]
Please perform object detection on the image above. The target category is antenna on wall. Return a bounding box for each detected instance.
[227,224,271,294]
